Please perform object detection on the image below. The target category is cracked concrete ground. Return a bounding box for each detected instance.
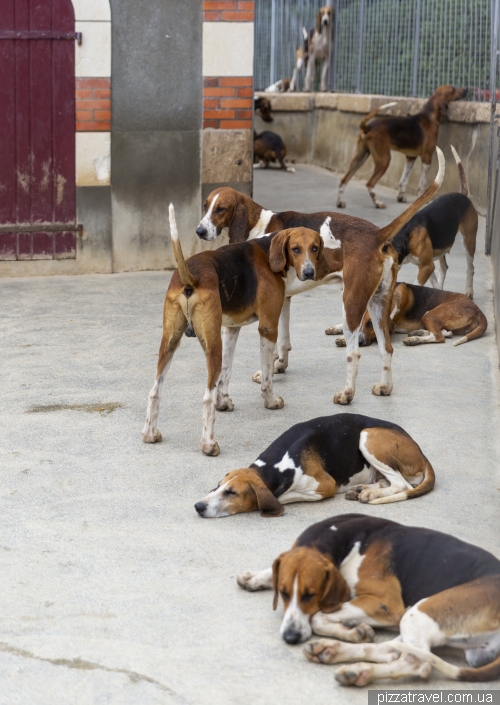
[1,165,499,704]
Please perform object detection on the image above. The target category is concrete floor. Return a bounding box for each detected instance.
[1,165,499,704]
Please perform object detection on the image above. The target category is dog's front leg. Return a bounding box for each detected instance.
[304,56,314,91]
[367,295,394,397]
[259,334,284,410]
[334,304,361,405]
[397,157,416,202]
[216,326,240,411]
[417,162,431,196]
[237,568,273,591]
[275,297,292,373]
[320,57,329,91]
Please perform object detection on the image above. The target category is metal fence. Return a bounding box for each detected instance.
[254,0,492,100]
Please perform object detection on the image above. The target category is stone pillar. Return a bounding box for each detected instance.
[201,1,254,202]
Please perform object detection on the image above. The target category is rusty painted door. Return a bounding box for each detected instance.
[0,0,78,261]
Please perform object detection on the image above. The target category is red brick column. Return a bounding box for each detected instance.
[76,78,111,132]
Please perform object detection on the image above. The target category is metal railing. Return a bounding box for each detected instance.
[255,0,492,100]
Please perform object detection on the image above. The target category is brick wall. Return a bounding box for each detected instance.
[76,78,111,132]
[203,77,252,129]
[203,0,254,22]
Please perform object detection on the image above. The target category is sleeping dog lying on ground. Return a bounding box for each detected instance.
[142,206,328,455]
[194,413,434,517]
[238,514,500,685]
[331,283,487,347]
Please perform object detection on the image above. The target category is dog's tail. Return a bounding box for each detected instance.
[368,459,435,504]
[453,308,488,346]
[451,144,469,196]
[378,146,445,246]
[359,102,397,130]
[169,204,197,289]
[394,642,500,682]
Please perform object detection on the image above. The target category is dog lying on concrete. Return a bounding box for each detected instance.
[331,282,487,347]
[238,513,500,684]
[337,85,467,209]
[194,413,434,517]
[391,146,477,298]
[142,206,328,455]
[254,131,295,173]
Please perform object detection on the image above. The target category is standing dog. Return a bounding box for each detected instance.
[337,85,467,209]
[391,146,477,298]
[254,131,295,173]
[304,6,334,92]
[196,148,445,405]
[237,514,500,684]
[194,413,434,518]
[334,283,487,348]
[142,206,328,455]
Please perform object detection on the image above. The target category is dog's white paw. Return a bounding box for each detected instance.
[142,429,162,443]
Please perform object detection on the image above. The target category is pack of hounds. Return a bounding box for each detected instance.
[142,50,499,687]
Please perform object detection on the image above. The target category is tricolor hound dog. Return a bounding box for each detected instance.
[391,146,477,298]
[254,96,273,123]
[304,6,334,92]
[238,514,500,684]
[253,131,295,173]
[337,85,467,209]
[142,206,328,455]
[335,283,487,348]
[196,147,445,404]
[194,413,434,517]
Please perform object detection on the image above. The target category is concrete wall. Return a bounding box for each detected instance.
[255,92,491,214]
[110,0,202,271]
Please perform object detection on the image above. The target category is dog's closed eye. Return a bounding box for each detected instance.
[302,592,315,603]
[223,488,237,496]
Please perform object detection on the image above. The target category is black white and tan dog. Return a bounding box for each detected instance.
[333,282,487,348]
[194,413,434,517]
[196,148,445,405]
[337,85,467,209]
[391,146,477,298]
[253,130,295,173]
[304,6,334,92]
[142,206,328,455]
[238,514,500,684]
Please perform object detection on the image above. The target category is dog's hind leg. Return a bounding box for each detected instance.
[460,205,478,298]
[337,139,370,208]
[192,296,223,456]
[142,302,186,444]
[365,152,391,209]
[367,293,394,397]
[397,157,416,203]
[438,254,448,288]
[216,326,240,411]
[334,302,362,405]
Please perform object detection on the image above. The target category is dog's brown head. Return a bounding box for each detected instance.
[428,85,468,122]
[255,96,273,123]
[316,5,333,31]
[269,227,330,281]
[273,546,350,643]
[197,187,260,243]
[194,468,284,518]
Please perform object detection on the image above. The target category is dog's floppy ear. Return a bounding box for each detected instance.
[253,485,284,518]
[318,562,350,613]
[269,230,291,272]
[272,554,284,610]
[314,236,331,281]
[228,200,249,243]
[316,8,322,31]
[437,98,449,122]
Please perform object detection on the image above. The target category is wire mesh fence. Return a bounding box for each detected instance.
[254,0,492,100]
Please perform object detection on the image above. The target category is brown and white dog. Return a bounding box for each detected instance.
[391,146,477,298]
[254,130,295,173]
[194,413,434,518]
[196,148,445,404]
[238,514,500,685]
[142,206,328,455]
[337,85,467,209]
[304,6,334,92]
[333,283,487,348]
[254,96,273,123]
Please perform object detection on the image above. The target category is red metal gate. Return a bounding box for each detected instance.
[0,0,80,262]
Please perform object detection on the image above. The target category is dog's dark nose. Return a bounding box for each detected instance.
[359,333,366,346]
[283,628,302,644]
[196,225,207,239]
[302,266,315,280]
[194,501,207,515]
